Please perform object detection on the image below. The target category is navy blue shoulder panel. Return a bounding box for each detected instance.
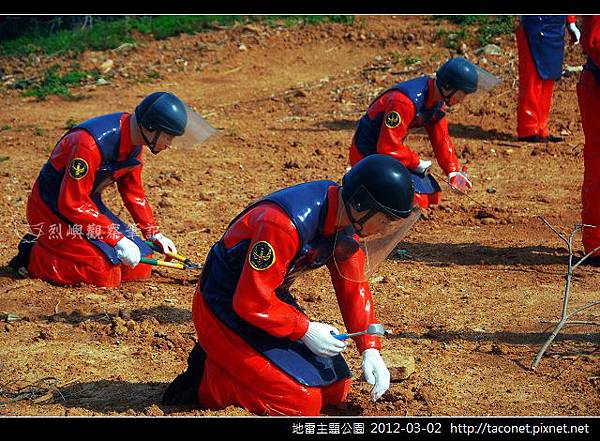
[389,76,431,113]
[74,112,124,163]
[260,180,336,249]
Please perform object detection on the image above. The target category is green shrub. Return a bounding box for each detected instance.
[21,64,100,100]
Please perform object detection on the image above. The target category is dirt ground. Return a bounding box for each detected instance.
[0,16,598,417]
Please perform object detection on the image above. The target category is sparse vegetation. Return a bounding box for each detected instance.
[0,16,354,57]
[19,64,102,100]
[433,15,515,48]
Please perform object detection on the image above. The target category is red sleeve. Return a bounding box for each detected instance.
[582,16,600,67]
[116,150,158,239]
[326,240,381,354]
[231,207,309,341]
[375,93,421,170]
[56,132,124,247]
[426,116,460,175]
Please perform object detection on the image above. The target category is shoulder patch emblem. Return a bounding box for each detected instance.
[384,111,401,128]
[69,158,89,180]
[249,241,276,271]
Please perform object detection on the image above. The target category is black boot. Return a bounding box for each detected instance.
[161,342,207,405]
[517,135,546,143]
[545,135,564,143]
[8,233,37,278]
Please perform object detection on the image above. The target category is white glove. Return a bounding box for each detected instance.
[115,236,141,267]
[412,159,432,175]
[362,348,391,401]
[301,321,348,357]
[448,171,473,193]
[148,232,177,255]
[568,22,581,45]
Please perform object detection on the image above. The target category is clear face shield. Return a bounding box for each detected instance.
[332,186,420,283]
[169,104,217,149]
[473,65,502,94]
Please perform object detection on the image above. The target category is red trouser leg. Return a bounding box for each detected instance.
[538,78,555,139]
[26,183,121,287]
[192,288,351,416]
[577,71,600,256]
[516,24,544,139]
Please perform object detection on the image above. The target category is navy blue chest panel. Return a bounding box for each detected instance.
[37,112,151,263]
[200,180,352,386]
[521,15,566,80]
[355,77,445,156]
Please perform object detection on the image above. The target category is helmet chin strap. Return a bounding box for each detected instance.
[345,205,378,235]
[437,84,458,107]
[140,126,162,154]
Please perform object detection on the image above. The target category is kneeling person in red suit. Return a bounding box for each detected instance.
[163,154,420,415]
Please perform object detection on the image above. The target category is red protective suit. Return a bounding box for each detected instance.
[349,79,459,174]
[578,16,600,256]
[349,78,458,208]
[516,16,576,139]
[26,113,158,287]
[192,187,380,416]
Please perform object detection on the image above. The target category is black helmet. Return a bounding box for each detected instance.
[135,91,188,136]
[436,57,478,94]
[341,154,415,220]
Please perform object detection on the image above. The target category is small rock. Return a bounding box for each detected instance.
[144,404,164,416]
[476,44,502,56]
[415,386,434,405]
[158,198,173,208]
[370,275,386,284]
[563,65,583,77]
[36,328,54,341]
[239,43,247,51]
[490,344,505,355]
[294,89,307,98]
[386,353,416,381]
[486,186,497,194]
[125,320,137,332]
[96,78,109,86]
[100,59,114,73]
[480,217,497,225]
[114,43,134,52]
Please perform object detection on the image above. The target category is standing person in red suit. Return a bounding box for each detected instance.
[516,15,581,142]
[577,16,600,265]
[162,154,420,416]
[8,92,215,287]
[348,57,500,208]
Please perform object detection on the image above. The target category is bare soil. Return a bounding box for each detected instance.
[0,16,598,417]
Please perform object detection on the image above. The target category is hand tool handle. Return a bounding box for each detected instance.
[331,330,366,340]
[144,240,189,263]
[140,256,185,270]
